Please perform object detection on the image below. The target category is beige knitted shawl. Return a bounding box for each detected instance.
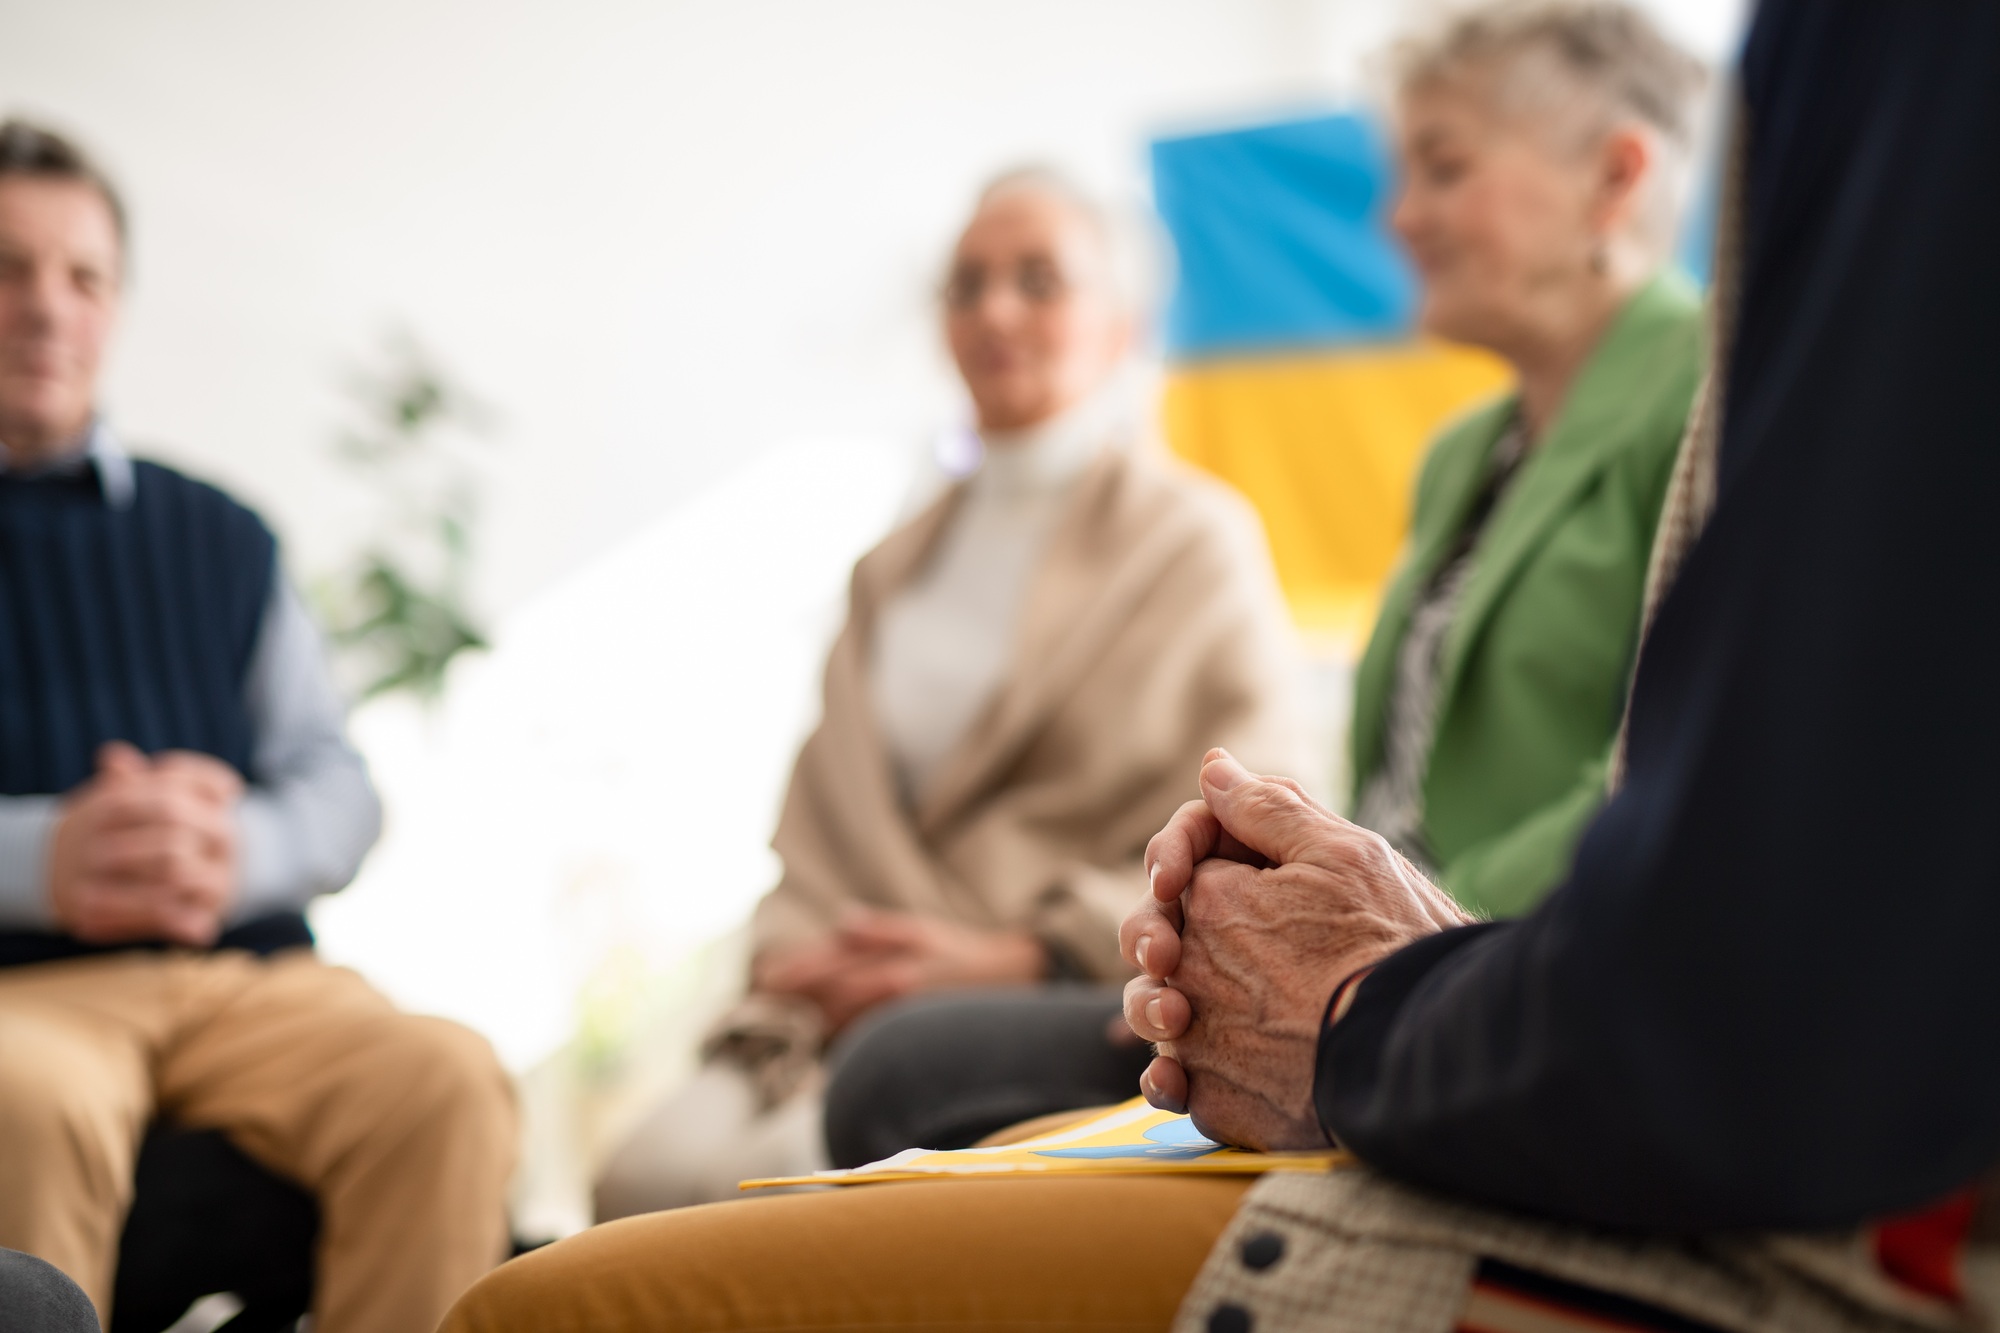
[712,439,1310,1100]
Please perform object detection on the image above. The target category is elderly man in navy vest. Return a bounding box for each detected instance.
[0,119,516,1333]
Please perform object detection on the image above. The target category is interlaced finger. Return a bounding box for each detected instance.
[1122,974,1191,1042]
[1118,891,1184,978]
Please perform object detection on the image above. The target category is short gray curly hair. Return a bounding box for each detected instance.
[1390,1,1710,249]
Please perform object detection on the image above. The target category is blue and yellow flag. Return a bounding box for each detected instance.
[1151,112,1512,649]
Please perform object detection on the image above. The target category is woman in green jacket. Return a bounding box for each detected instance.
[1350,9,1708,918]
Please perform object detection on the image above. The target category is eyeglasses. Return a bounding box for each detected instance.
[941,258,1075,313]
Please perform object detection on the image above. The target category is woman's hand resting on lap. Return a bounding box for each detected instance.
[755,910,1047,1034]
[1120,749,1474,1150]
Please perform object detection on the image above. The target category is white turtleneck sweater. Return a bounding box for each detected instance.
[870,394,1122,805]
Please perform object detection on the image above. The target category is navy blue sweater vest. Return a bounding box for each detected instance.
[0,458,312,966]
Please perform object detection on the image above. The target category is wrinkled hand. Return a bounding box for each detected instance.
[1120,748,1472,1150]
[754,909,1046,1033]
[48,742,243,947]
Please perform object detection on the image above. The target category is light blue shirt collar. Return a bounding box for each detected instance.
[83,421,135,509]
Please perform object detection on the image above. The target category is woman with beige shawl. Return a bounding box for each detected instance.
[592,170,1305,1216]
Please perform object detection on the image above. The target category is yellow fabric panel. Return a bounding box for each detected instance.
[1162,341,1513,649]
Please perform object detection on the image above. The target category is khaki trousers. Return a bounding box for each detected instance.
[0,949,518,1333]
[443,1174,1251,1332]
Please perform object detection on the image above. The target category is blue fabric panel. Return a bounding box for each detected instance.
[1151,112,1416,357]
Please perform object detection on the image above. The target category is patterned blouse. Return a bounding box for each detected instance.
[1353,415,1531,875]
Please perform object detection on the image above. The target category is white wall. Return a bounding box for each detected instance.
[2,0,1354,613]
[2,0,1742,616]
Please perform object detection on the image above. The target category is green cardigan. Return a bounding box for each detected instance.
[1349,273,1704,918]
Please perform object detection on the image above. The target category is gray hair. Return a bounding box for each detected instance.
[965,165,1162,323]
[1389,1,1710,250]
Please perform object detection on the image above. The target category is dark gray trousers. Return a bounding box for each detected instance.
[0,1249,97,1333]
[822,985,1151,1169]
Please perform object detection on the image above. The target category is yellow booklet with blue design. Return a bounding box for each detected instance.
[741,1097,1348,1190]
